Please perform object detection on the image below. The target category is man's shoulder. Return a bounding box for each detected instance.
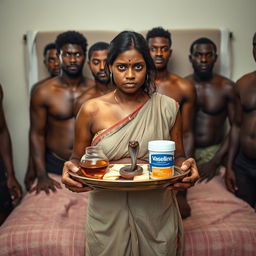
[236,71,256,86]
[215,74,235,85]
[167,74,195,99]
[31,77,60,100]
[75,87,99,107]
[169,73,193,88]
[85,77,96,87]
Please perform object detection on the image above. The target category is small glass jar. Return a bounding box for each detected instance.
[80,146,109,179]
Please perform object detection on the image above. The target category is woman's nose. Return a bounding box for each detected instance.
[126,68,135,79]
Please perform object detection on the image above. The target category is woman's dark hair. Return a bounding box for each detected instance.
[107,31,156,94]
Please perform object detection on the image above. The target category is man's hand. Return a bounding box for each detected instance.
[6,175,23,206]
[30,173,62,195]
[225,168,238,193]
[61,161,93,193]
[198,159,219,183]
[167,158,199,191]
[24,168,36,192]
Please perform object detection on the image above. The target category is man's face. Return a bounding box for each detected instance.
[44,48,60,77]
[59,44,85,77]
[148,37,171,71]
[189,43,217,79]
[89,50,110,84]
[253,34,256,62]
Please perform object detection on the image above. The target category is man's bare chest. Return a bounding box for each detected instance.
[240,84,256,112]
[196,85,227,114]
[47,89,86,119]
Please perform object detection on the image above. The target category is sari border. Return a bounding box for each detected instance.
[91,98,149,146]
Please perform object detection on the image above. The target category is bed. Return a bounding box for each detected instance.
[0,171,255,255]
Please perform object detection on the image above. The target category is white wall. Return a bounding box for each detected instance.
[0,0,255,187]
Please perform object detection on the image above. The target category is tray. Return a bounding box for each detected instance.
[69,164,190,191]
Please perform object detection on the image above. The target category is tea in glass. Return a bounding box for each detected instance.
[80,146,109,179]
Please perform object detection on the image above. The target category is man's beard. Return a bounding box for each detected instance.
[62,64,83,77]
[193,63,214,80]
[93,71,110,85]
[154,57,167,72]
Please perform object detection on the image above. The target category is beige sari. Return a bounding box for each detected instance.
[86,93,183,256]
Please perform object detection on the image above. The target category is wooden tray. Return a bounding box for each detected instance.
[69,164,190,191]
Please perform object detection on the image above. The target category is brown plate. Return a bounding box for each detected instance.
[68,164,190,191]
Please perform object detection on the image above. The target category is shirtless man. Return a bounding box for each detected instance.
[185,37,236,182]
[43,42,61,78]
[226,32,256,208]
[74,41,114,115]
[0,84,22,224]
[146,27,196,218]
[31,43,60,91]
[29,31,94,194]
[25,42,60,189]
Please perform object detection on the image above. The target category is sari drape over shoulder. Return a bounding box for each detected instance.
[87,93,183,256]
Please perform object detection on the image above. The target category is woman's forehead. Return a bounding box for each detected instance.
[114,49,145,63]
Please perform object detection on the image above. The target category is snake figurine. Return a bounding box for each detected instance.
[119,141,143,179]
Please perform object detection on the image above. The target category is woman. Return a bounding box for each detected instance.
[62,31,199,256]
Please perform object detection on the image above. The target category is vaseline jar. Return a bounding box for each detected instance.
[148,140,175,179]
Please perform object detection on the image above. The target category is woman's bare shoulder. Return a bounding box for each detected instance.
[79,91,114,116]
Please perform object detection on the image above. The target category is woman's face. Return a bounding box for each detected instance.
[110,48,147,93]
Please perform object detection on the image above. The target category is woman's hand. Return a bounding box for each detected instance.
[61,160,93,193]
[167,158,199,191]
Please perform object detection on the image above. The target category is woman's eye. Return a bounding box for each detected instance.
[117,64,126,71]
[135,64,143,71]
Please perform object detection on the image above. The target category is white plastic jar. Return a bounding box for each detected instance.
[148,140,175,179]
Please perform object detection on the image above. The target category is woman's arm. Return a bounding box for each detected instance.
[61,102,94,192]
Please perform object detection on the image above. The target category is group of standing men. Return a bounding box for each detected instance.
[0,29,255,225]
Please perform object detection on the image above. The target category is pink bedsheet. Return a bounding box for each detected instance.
[183,170,256,256]
[0,172,255,256]
[0,174,87,256]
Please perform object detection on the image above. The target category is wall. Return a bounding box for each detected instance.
[0,0,255,187]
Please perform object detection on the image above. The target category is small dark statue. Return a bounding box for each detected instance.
[119,141,143,179]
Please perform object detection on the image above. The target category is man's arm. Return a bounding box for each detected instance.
[30,88,61,194]
[167,111,199,191]
[225,84,242,192]
[0,85,22,205]
[180,80,196,157]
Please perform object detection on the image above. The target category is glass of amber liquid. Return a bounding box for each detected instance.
[80,146,109,179]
